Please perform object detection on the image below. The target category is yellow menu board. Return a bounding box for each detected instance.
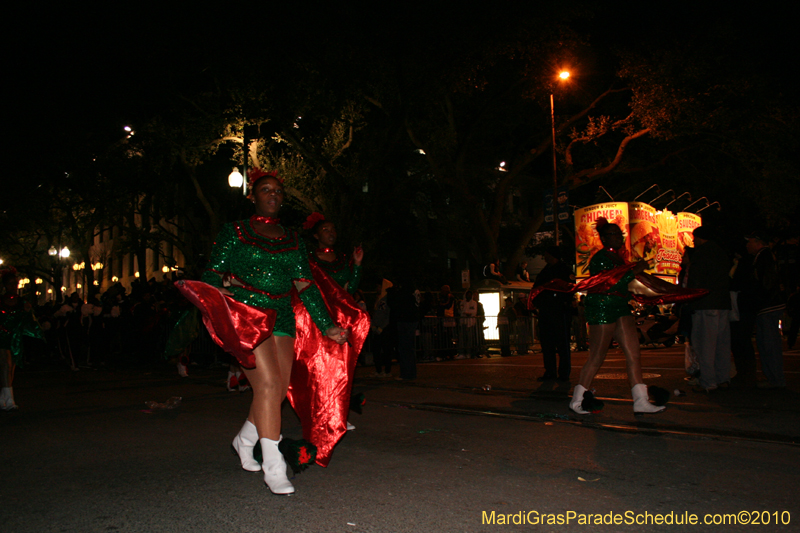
[629,202,660,265]
[654,209,680,278]
[676,212,702,256]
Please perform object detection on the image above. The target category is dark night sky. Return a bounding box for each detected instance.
[4,3,796,201]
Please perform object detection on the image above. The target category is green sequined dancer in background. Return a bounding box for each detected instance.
[304,214,362,295]
[1,268,44,410]
[569,218,665,416]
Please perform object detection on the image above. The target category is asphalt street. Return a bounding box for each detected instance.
[2,343,799,532]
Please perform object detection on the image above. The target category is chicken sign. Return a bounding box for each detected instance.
[574,201,701,281]
[574,202,630,278]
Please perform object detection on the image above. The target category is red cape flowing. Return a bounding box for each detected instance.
[528,264,708,310]
[174,280,276,368]
[287,262,370,467]
[176,269,370,467]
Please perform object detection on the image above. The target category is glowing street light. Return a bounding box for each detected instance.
[559,71,570,80]
[228,167,244,188]
[60,247,70,259]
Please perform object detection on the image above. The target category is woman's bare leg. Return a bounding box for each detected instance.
[0,349,11,387]
[241,335,295,441]
[578,323,617,389]
[614,315,645,388]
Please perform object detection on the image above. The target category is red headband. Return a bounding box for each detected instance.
[247,167,283,189]
[302,212,326,230]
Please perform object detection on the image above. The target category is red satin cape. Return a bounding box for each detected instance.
[174,280,276,368]
[287,262,370,467]
[175,266,370,467]
[528,264,708,310]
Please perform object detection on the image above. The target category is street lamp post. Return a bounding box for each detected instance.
[551,70,570,246]
[48,246,70,302]
[229,125,260,197]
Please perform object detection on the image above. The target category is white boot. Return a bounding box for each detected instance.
[236,371,251,392]
[226,372,239,392]
[260,436,295,495]
[569,384,590,414]
[231,420,261,472]
[1,387,18,411]
[632,383,665,414]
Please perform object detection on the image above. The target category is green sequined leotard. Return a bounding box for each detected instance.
[584,249,636,325]
[201,218,334,336]
[0,296,43,365]
[308,251,361,295]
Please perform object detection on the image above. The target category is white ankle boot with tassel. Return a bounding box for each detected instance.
[231,420,261,472]
[260,436,295,495]
[1,387,17,411]
[569,384,590,414]
[632,383,665,414]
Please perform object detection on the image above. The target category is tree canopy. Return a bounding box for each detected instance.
[4,4,798,289]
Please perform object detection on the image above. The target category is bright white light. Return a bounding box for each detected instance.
[417,149,426,155]
[228,167,243,188]
[500,161,506,167]
[124,126,132,132]
[47,289,53,294]
[76,283,82,289]
[112,276,119,283]
[48,247,58,256]
[162,265,170,273]
[134,272,140,278]
[60,247,70,258]
[478,292,501,341]
[61,286,67,292]
[559,71,570,80]
[35,278,43,284]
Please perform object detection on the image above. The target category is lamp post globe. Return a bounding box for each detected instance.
[228,167,244,188]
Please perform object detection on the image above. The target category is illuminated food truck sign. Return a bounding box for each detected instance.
[573,202,701,281]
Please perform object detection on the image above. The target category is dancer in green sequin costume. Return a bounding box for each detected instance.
[1,268,43,410]
[204,173,348,495]
[570,219,665,415]
[304,213,363,430]
[305,214,362,295]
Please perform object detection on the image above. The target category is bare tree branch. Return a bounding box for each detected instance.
[570,128,651,183]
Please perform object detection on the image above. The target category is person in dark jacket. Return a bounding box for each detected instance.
[687,227,732,392]
[532,246,573,381]
[745,232,786,388]
[388,277,419,381]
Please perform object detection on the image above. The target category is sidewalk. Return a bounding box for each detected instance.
[354,344,800,446]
